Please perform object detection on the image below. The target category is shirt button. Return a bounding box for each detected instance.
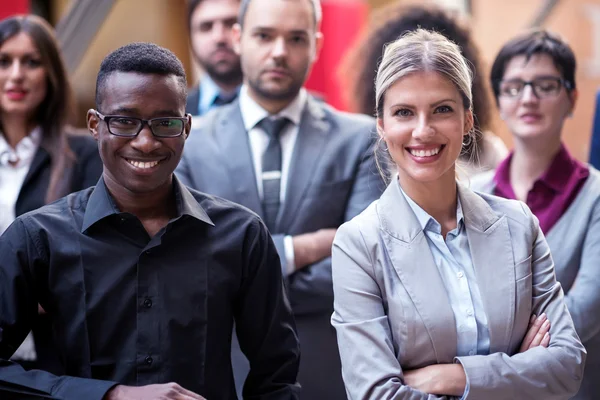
[457,271,464,279]
[145,356,153,365]
[466,309,474,316]
[143,298,152,308]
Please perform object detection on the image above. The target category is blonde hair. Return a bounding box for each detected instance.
[374,29,478,183]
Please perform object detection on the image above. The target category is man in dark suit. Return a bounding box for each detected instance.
[176,0,385,398]
[186,0,243,116]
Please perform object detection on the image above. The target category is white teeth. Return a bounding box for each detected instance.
[127,159,160,169]
[409,147,441,157]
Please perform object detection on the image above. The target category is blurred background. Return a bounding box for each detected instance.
[2,0,599,162]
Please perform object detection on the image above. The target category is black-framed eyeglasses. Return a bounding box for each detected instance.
[95,111,187,138]
[498,77,572,99]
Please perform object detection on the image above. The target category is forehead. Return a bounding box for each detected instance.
[244,0,314,32]
[502,53,561,80]
[100,72,185,115]
[192,0,239,24]
[0,32,40,55]
[386,71,462,103]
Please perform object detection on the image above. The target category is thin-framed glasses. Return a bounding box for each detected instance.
[498,77,572,99]
[95,110,187,138]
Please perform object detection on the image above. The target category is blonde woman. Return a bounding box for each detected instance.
[331,29,585,399]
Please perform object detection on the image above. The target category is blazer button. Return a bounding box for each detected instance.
[143,298,152,308]
[145,356,153,365]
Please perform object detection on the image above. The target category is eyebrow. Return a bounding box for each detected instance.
[388,99,457,109]
[252,27,310,35]
[502,74,562,81]
[106,108,183,117]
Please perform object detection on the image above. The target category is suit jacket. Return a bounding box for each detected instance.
[176,96,384,399]
[332,179,586,400]
[186,86,200,116]
[471,169,600,400]
[15,133,102,218]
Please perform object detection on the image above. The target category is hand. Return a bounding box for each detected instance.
[104,383,206,400]
[519,313,551,353]
[292,228,337,270]
[403,364,466,396]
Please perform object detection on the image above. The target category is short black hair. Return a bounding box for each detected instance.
[490,29,576,104]
[238,0,321,29]
[95,42,187,108]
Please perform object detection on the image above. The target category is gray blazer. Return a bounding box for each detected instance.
[176,96,384,399]
[471,168,600,400]
[332,179,585,400]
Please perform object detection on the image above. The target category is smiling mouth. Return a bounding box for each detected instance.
[407,145,444,157]
[125,158,162,169]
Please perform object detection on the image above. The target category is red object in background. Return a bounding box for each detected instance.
[305,0,368,112]
[0,0,29,20]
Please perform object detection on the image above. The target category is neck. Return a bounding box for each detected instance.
[212,77,241,95]
[1,113,35,148]
[399,168,457,231]
[510,136,561,193]
[246,84,297,115]
[103,173,177,221]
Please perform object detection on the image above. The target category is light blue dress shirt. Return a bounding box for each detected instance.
[197,75,239,116]
[399,185,490,398]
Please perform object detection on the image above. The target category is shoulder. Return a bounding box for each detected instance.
[15,187,93,232]
[322,102,376,132]
[335,200,380,248]
[185,186,265,231]
[468,170,496,194]
[471,189,537,232]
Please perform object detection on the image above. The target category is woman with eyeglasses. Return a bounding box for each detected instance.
[472,29,600,400]
[0,15,101,373]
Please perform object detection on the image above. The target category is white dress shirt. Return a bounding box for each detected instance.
[0,127,41,361]
[399,184,490,398]
[238,85,307,275]
[0,127,41,235]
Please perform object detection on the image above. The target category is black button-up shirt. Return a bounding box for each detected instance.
[0,177,300,400]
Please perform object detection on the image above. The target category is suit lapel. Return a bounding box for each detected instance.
[21,146,50,189]
[378,180,457,363]
[215,103,263,215]
[459,185,515,354]
[277,97,330,231]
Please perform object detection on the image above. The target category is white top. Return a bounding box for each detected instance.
[0,127,41,235]
[238,85,307,275]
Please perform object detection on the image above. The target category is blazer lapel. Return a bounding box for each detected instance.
[459,184,515,354]
[277,97,329,231]
[215,102,263,215]
[21,146,49,189]
[378,180,457,363]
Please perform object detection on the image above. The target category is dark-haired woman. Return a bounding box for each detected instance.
[0,15,102,373]
[472,29,600,399]
[340,4,508,177]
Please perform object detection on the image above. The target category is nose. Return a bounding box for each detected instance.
[412,115,435,140]
[129,124,162,153]
[521,84,539,104]
[212,22,227,43]
[9,60,24,81]
[271,37,287,59]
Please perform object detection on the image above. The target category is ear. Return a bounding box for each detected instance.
[567,88,579,116]
[183,114,193,139]
[87,109,100,140]
[464,109,474,136]
[376,117,386,139]
[232,23,242,56]
[314,32,324,63]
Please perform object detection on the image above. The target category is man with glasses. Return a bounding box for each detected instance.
[0,42,300,400]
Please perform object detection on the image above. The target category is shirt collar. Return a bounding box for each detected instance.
[397,179,464,234]
[198,75,222,115]
[238,84,307,131]
[81,175,214,233]
[0,127,42,166]
[493,143,582,194]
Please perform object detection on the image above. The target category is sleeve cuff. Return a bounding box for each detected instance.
[454,357,470,399]
[283,235,296,276]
